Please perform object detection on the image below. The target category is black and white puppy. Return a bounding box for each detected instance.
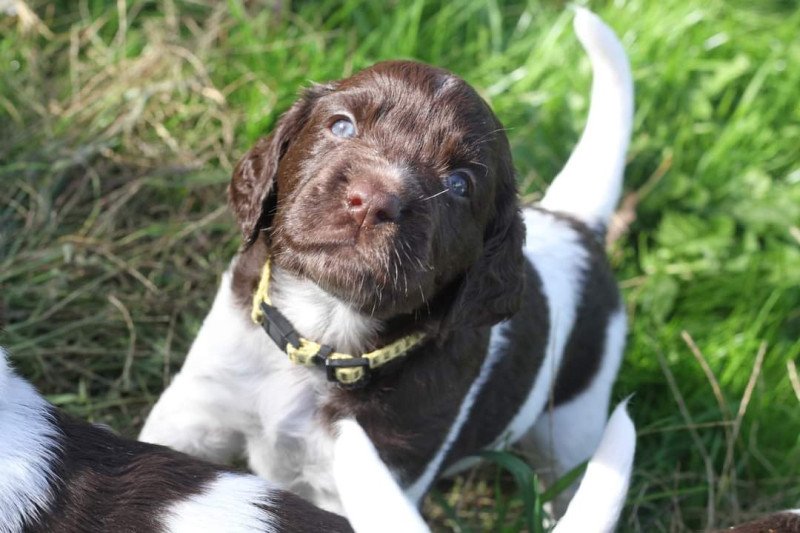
[140,7,634,528]
[0,347,356,533]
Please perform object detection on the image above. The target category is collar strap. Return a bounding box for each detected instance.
[250,258,426,387]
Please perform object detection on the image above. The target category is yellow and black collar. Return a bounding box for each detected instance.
[250,258,426,387]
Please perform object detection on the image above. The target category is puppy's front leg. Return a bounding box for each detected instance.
[333,419,429,533]
[140,270,261,463]
[139,370,246,463]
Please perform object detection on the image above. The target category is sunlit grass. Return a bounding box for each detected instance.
[1,1,799,531]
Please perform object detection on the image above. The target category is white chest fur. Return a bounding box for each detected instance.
[245,267,382,511]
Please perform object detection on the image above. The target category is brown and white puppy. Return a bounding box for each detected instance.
[0,347,353,533]
[140,8,634,529]
[718,511,800,533]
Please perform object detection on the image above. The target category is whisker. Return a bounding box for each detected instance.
[419,189,449,202]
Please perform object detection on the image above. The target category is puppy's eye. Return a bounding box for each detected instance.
[444,171,470,197]
[330,117,356,138]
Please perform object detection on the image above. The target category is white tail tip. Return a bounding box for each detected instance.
[540,7,634,234]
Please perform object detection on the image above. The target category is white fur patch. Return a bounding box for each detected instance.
[139,268,272,463]
[0,347,60,533]
[333,419,429,533]
[162,472,279,533]
[553,399,636,533]
[494,208,588,444]
[140,263,376,514]
[405,320,511,502]
[540,7,633,231]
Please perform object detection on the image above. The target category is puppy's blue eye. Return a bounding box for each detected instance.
[331,117,356,138]
[445,171,470,197]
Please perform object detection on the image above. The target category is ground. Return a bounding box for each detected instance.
[1,1,799,531]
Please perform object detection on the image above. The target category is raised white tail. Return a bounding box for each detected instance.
[540,7,634,235]
[553,400,636,533]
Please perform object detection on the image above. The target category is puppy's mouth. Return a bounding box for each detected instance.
[271,208,436,316]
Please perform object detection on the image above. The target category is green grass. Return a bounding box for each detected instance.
[2,0,799,531]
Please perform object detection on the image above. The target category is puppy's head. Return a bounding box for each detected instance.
[230,61,523,329]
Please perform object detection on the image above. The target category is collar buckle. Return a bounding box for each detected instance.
[326,357,371,388]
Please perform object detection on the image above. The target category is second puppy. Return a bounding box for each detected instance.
[0,347,354,533]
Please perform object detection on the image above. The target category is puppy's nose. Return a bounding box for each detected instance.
[346,180,401,227]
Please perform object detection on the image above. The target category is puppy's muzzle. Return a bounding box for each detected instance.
[346,178,402,228]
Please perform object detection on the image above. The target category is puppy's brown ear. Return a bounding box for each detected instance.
[443,158,526,332]
[229,84,333,246]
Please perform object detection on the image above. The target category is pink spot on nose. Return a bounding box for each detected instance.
[346,180,401,227]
